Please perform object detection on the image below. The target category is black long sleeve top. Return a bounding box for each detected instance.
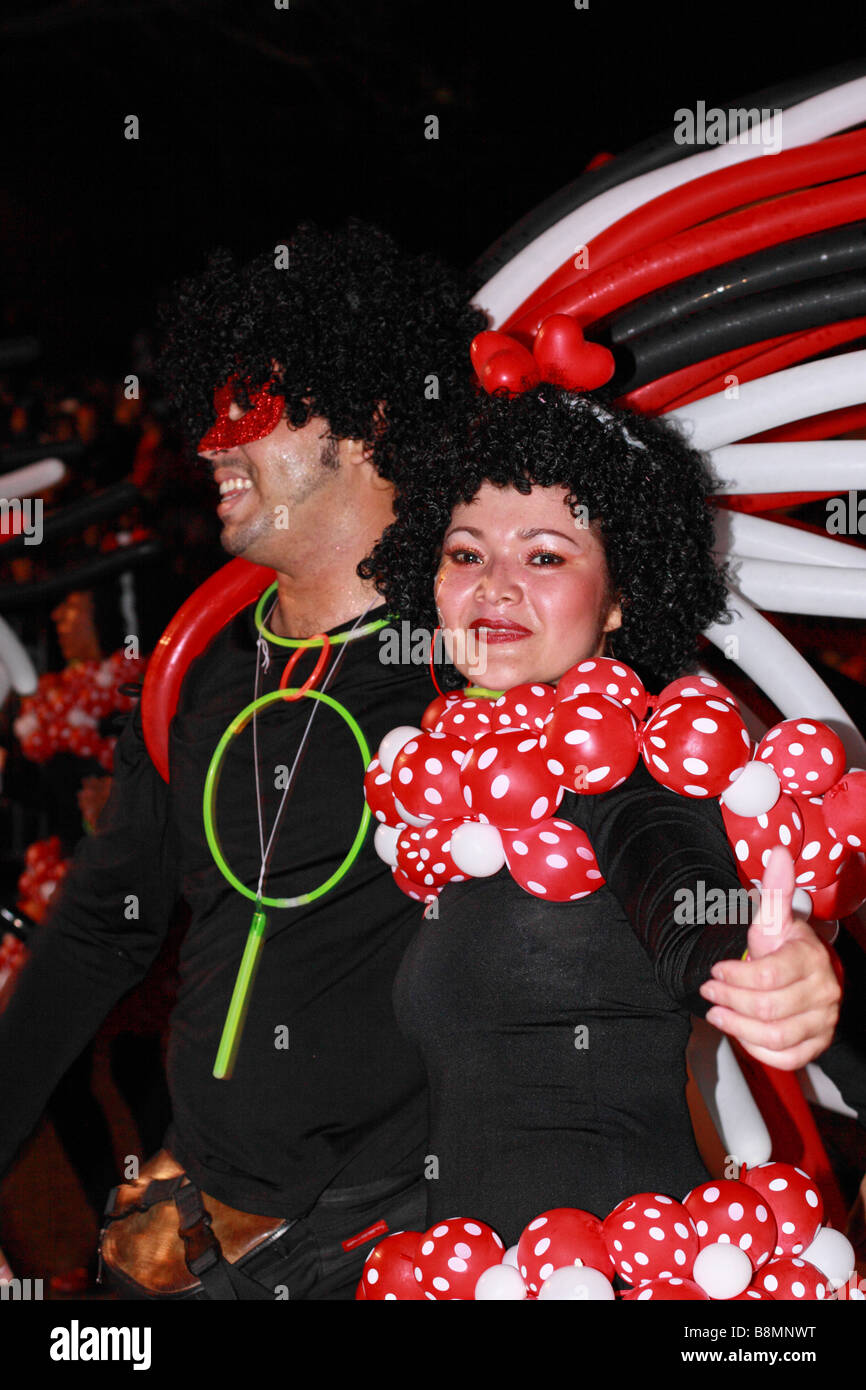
[0,602,431,1217]
[394,760,753,1245]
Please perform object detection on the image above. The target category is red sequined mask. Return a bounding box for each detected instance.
[198,377,286,452]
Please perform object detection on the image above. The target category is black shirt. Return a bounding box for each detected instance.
[0,602,431,1217]
[394,760,752,1246]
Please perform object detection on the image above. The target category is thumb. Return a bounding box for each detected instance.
[748,844,796,959]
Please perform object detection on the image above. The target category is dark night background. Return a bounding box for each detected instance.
[1,0,864,367]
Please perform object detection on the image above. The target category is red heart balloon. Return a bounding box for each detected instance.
[533,314,615,390]
[470,330,521,376]
[481,346,541,397]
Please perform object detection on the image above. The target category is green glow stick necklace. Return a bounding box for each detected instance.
[203,586,388,1079]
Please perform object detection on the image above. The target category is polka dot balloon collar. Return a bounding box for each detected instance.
[364,656,864,920]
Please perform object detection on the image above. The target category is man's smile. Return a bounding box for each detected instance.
[214,469,255,518]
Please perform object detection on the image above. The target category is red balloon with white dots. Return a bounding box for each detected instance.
[741,1162,823,1258]
[756,719,846,796]
[602,1193,699,1285]
[640,696,751,798]
[390,731,468,823]
[540,692,639,794]
[754,1256,828,1301]
[516,1207,614,1295]
[502,818,605,901]
[557,657,648,719]
[459,728,563,830]
[682,1178,777,1271]
[356,1230,425,1300]
[413,1218,505,1300]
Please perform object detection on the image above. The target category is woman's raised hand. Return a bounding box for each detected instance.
[698,846,842,1071]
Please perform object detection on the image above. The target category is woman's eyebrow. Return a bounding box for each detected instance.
[443,525,581,545]
[443,524,483,540]
[517,527,581,545]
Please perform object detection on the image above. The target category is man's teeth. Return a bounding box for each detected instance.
[219,478,253,497]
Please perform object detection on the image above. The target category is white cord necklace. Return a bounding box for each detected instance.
[250,596,375,900]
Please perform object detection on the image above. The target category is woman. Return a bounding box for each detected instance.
[359,385,841,1246]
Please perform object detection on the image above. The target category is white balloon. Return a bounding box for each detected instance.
[716,512,865,570]
[792,888,815,917]
[692,1242,752,1300]
[711,441,866,497]
[392,796,430,829]
[502,1244,520,1269]
[537,1265,615,1301]
[373,823,401,868]
[704,593,866,768]
[474,1264,528,1300]
[687,1017,772,1168]
[801,1062,859,1120]
[0,457,65,498]
[670,351,866,451]
[720,760,780,817]
[802,1227,855,1288]
[0,614,37,695]
[478,77,866,324]
[724,559,866,620]
[449,822,505,877]
[376,725,422,775]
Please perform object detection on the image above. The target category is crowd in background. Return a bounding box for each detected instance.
[0,344,221,1291]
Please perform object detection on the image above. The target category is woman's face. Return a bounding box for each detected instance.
[435,482,621,690]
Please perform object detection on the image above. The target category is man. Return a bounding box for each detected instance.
[0,221,485,1299]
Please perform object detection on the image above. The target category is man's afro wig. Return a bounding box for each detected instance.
[158,220,487,485]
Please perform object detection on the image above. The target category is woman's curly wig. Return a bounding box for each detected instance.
[358,385,731,689]
[157,220,487,484]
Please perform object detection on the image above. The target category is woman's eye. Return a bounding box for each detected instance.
[528,549,564,565]
[444,547,482,564]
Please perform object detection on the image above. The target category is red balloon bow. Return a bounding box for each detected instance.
[471,314,616,396]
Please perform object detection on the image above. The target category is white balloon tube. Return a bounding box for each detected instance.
[704,590,866,765]
[710,441,866,495]
[687,1016,772,1168]
[0,614,36,695]
[801,1063,859,1119]
[0,458,65,499]
[726,557,866,618]
[669,350,866,450]
[478,77,866,323]
[0,659,11,709]
[715,511,866,568]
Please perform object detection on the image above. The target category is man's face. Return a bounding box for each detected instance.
[199,398,343,566]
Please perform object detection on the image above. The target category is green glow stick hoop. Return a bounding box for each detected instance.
[204,686,372,1078]
[254,582,391,647]
[203,687,372,908]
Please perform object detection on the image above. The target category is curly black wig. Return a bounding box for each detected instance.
[358,385,731,689]
[157,220,487,485]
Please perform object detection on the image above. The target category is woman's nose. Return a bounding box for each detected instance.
[475,558,521,605]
